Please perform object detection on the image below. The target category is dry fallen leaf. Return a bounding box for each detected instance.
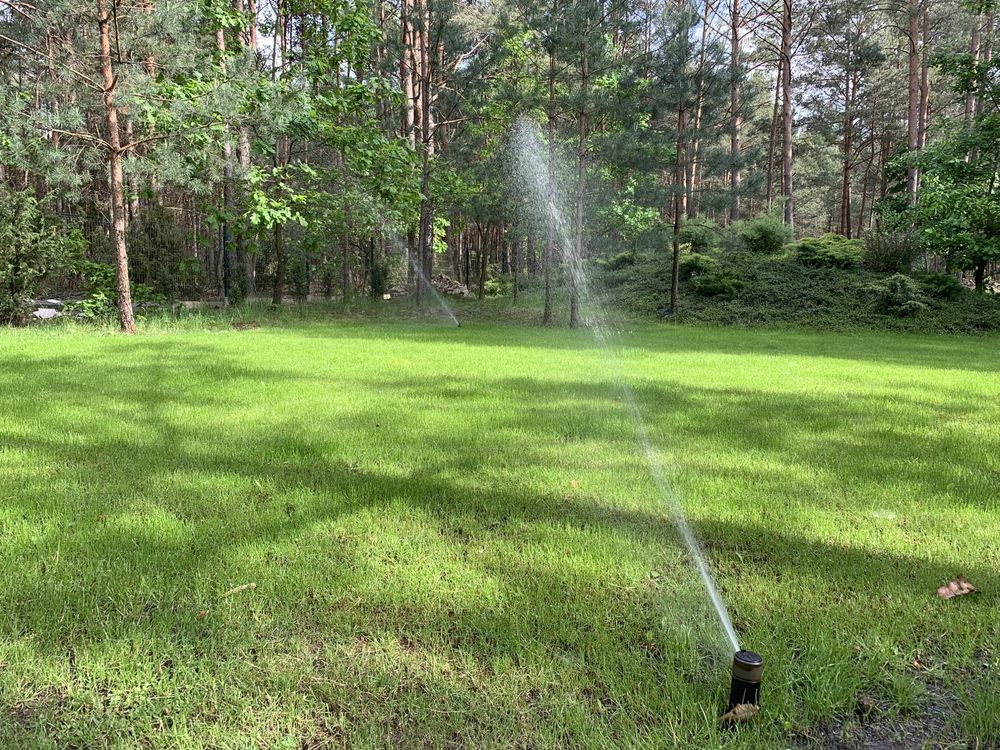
[569,480,580,489]
[720,703,758,725]
[195,610,207,620]
[937,575,977,600]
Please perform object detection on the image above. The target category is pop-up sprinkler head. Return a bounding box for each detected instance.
[727,650,763,711]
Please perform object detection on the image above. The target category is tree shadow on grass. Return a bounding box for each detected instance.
[0,336,996,747]
[288,317,1000,374]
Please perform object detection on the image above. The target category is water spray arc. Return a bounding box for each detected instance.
[511,118,759,710]
[408,254,460,327]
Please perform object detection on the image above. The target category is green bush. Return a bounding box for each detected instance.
[690,268,743,298]
[679,220,720,254]
[606,251,637,271]
[793,234,864,269]
[678,253,720,281]
[868,273,928,317]
[73,260,164,320]
[914,272,966,301]
[862,231,920,273]
[483,273,513,298]
[0,188,83,324]
[728,212,791,254]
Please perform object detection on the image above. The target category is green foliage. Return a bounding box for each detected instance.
[880,51,1000,287]
[792,234,864,269]
[862,231,920,273]
[914,272,966,301]
[483,270,513,298]
[728,212,792,254]
[679,220,720,254]
[867,274,928,317]
[606,251,638,271]
[677,253,719,281]
[690,267,742,298]
[606,251,1000,334]
[0,188,82,325]
[74,261,163,320]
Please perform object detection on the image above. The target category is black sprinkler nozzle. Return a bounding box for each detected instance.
[727,650,763,711]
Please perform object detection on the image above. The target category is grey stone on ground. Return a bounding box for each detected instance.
[32,308,62,320]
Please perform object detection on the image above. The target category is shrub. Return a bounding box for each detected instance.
[728,212,791,254]
[483,273,513,298]
[0,188,82,324]
[679,220,720,254]
[72,260,164,320]
[678,253,719,281]
[862,230,920,273]
[914,272,966,301]
[868,273,928,317]
[606,251,637,271]
[793,234,864,269]
[691,268,743,298]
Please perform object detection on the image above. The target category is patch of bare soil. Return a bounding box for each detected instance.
[796,683,967,750]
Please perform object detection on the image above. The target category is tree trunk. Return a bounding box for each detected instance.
[780,0,794,227]
[974,257,987,292]
[271,222,285,305]
[918,7,931,150]
[766,52,781,210]
[236,0,257,296]
[671,106,688,314]
[97,0,135,333]
[840,72,855,238]
[216,28,233,298]
[477,227,487,300]
[571,35,588,330]
[965,12,981,128]
[729,0,742,222]
[513,239,520,303]
[688,0,712,219]
[906,0,920,203]
[543,25,556,326]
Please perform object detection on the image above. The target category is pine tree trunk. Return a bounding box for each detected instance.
[766,54,781,209]
[906,0,920,203]
[918,7,931,150]
[98,0,135,333]
[671,107,687,314]
[688,0,712,219]
[729,0,742,222]
[840,72,854,238]
[571,36,588,330]
[271,222,285,305]
[780,0,794,228]
[236,0,257,296]
[544,25,556,326]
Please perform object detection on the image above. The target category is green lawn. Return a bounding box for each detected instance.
[1,316,998,749]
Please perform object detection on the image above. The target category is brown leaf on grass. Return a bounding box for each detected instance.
[720,703,758,725]
[195,610,207,620]
[937,576,977,600]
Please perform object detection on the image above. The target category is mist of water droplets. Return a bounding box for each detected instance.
[511,118,740,654]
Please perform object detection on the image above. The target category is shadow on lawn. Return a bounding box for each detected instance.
[0,337,996,745]
[291,317,1000,374]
